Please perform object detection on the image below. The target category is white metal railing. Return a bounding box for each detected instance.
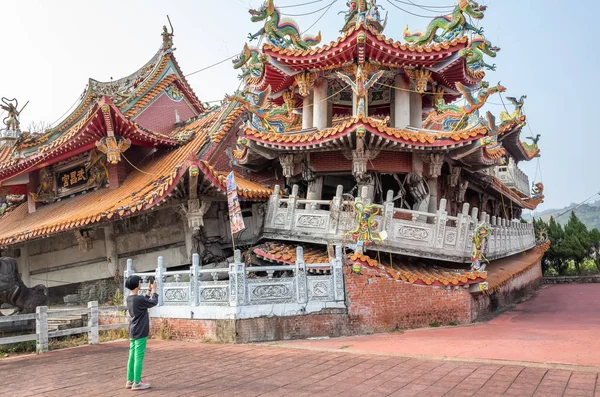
[0,303,128,353]
[264,184,536,263]
[124,246,345,311]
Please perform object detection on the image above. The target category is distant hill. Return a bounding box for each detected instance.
[524,199,600,230]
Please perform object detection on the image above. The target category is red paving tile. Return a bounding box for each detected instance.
[279,284,600,367]
[0,340,597,396]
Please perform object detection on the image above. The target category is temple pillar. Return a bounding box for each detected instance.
[183,217,194,263]
[27,171,39,214]
[302,94,313,130]
[306,176,323,201]
[394,74,410,129]
[103,225,118,277]
[410,91,423,128]
[313,78,328,130]
[425,153,444,214]
[107,162,127,190]
[18,244,30,287]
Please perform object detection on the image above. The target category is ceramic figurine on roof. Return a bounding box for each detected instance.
[500,95,527,122]
[248,0,322,50]
[229,85,299,133]
[232,43,268,83]
[460,36,500,71]
[404,0,486,46]
[161,18,175,52]
[335,65,384,117]
[425,82,506,131]
[340,0,387,33]
[1,97,27,136]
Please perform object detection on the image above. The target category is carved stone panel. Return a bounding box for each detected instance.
[444,230,457,246]
[295,213,328,229]
[199,286,229,302]
[163,283,190,305]
[308,277,333,301]
[395,223,433,243]
[248,280,294,303]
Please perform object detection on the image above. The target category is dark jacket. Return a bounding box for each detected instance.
[127,293,158,340]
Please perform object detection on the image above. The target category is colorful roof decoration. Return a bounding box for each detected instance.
[198,161,273,200]
[0,104,266,247]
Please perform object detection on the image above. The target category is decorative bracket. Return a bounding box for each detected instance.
[74,229,95,252]
[404,67,432,94]
[457,180,469,202]
[344,148,380,181]
[450,166,461,187]
[183,199,211,232]
[279,154,304,178]
[422,153,444,178]
[294,71,316,97]
[95,136,131,165]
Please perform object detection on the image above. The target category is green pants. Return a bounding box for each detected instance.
[127,337,147,384]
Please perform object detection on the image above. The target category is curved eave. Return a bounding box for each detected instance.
[243,116,488,150]
[501,124,540,162]
[470,173,544,210]
[263,23,467,71]
[248,63,296,94]
[198,161,272,200]
[432,55,485,91]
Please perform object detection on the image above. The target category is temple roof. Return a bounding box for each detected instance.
[468,172,544,210]
[0,46,206,183]
[252,23,482,95]
[0,104,271,247]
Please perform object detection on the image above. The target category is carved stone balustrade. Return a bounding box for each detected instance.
[123,248,346,320]
[264,184,537,263]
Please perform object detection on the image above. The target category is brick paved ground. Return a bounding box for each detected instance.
[0,340,599,397]
[281,284,600,367]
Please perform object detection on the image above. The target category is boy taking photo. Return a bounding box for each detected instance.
[125,275,158,390]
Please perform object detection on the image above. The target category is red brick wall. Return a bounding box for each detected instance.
[344,265,473,331]
[470,261,542,321]
[149,318,222,342]
[310,151,412,173]
[134,93,197,134]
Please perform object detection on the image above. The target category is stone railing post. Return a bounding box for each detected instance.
[192,253,200,306]
[434,198,447,249]
[123,259,134,305]
[229,250,246,306]
[329,185,344,234]
[88,301,99,345]
[295,246,308,304]
[285,185,298,230]
[156,256,165,306]
[36,306,48,354]
[456,203,471,258]
[383,190,395,238]
[267,185,281,227]
[332,245,345,302]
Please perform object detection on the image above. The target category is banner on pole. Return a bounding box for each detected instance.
[226,171,245,235]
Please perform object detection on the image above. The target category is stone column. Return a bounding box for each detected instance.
[313,78,328,130]
[306,176,323,201]
[428,178,438,214]
[410,91,423,128]
[302,94,313,130]
[394,74,410,129]
[183,217,194,263]
[104,225,119,277]
[18,244,31,287]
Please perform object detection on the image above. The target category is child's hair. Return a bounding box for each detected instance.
[125,275,142,290]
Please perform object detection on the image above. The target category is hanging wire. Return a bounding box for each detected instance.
[278,0,325,8]
[281,0,337,17]
[554,191,600,220]
[391,0,454,10]
[185,54,239,78]
[301,0,338,34]
[386,0,443,18]
[48,96,83,128]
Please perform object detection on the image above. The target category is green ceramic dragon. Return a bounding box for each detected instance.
[424,82,506,131]
[404,0,486,46]
[460,37,500,71]
[248,0,321,50]
[232,43,268,81]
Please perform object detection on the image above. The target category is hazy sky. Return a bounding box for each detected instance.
[0,0,597,213]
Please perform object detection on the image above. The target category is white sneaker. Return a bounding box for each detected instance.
[126,380,134,389]
[132,381,150,390]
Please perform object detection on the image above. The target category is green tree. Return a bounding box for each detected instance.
[590,228,600,273]
[562,212,592,274]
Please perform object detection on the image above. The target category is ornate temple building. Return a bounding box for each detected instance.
[0,1,549,340]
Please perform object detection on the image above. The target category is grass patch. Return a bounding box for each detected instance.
[429,321,441,328]
[448,321,457,326]
[339,345,352,350]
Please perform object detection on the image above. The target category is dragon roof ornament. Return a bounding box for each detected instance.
[460,36,500,72]
[247,0,322,50]
[424,81,506,131]
[404,0,486,46]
